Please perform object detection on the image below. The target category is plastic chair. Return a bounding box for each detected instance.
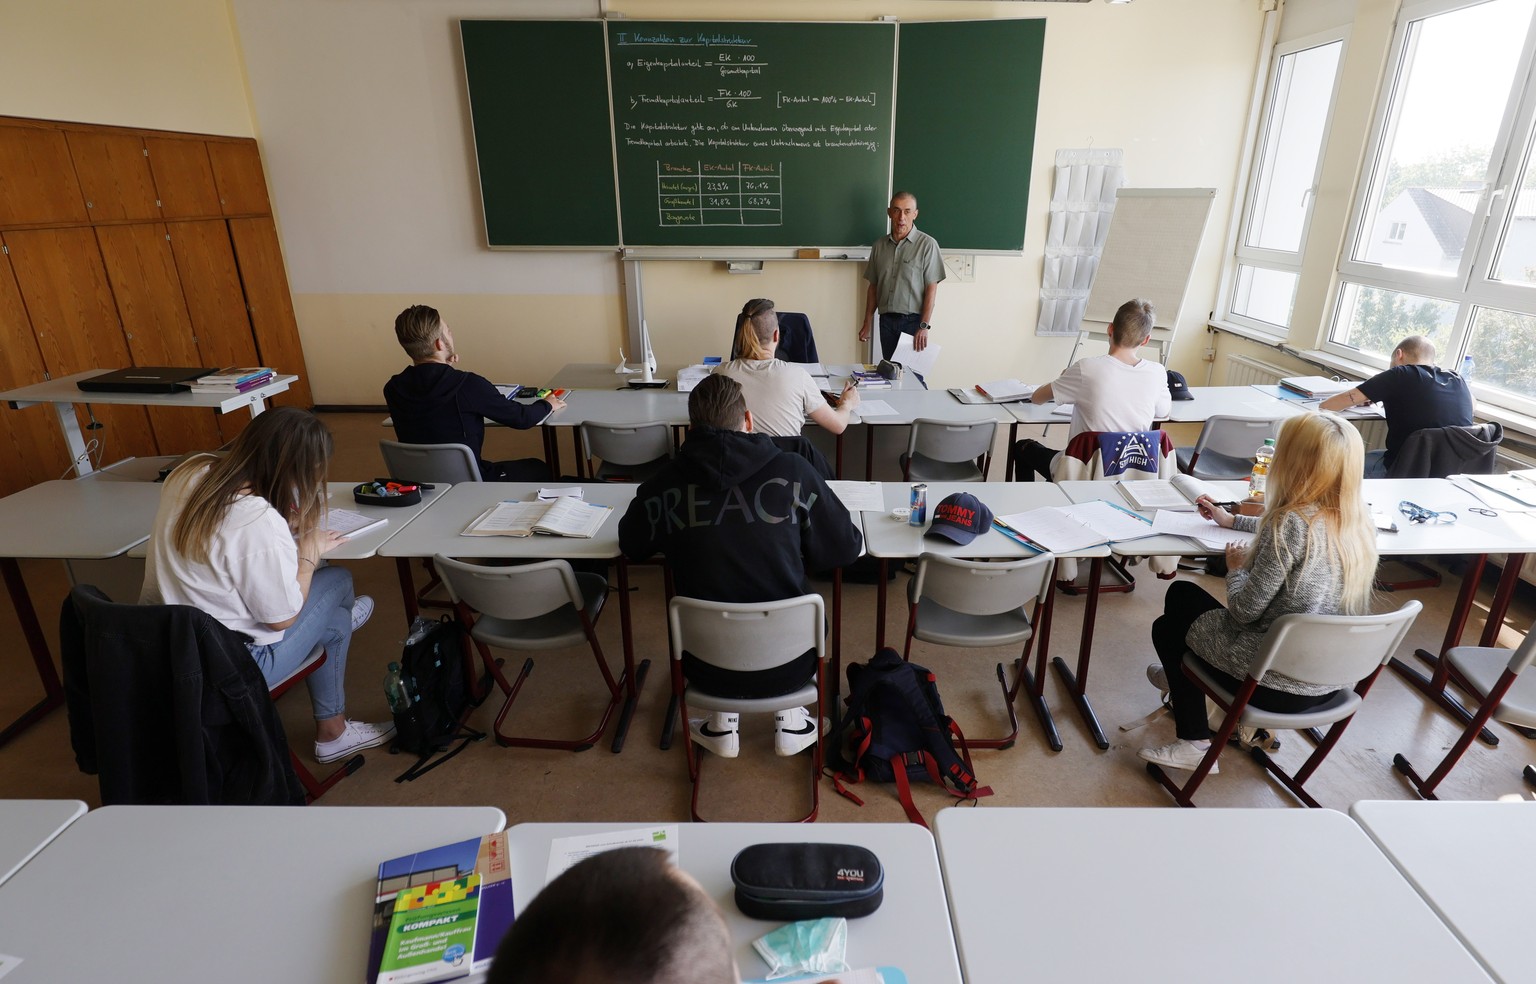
[669,594,826,823]
[379,440,481,484]
[433,555,622,752]
[1053,430,1179,589]
[1385,421,1502,480]
[1146,600,1421,808]
[579,421,675,483]
[901,418,997,482]
[1393,620,1536,799]
[1174,415,1281,480]
[729,311,819,365]
[902,553,1055,749]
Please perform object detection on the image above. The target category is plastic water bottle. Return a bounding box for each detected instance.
[383,661,417,712]
[1461,355,1475,379]
[1248,438,1276,500]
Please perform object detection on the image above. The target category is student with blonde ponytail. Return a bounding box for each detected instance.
[715,298,859,439]
[1140,412,1378,773]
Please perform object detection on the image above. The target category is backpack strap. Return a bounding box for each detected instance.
[829,714,876,807]
[890,754,931,828]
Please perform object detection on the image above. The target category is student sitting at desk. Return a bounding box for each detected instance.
[489,847,738,984]
[619,374,862,758]
[384,304,564,482]
[1013,297,1171,481]
[140,407,395,765]
[716,297,860,439]
[1140,412,1378,772]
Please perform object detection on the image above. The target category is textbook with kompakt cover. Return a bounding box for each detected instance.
[366,831,514,984]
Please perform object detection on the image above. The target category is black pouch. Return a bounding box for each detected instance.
[730,843,884,920]
[354,479,422,507]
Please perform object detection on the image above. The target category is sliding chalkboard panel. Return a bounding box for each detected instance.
[607,21,895,247]
[461,20,619,247]
[894,20,1044,252]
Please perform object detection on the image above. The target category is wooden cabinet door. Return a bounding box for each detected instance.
[96,224,223,454]
[145,138,221,219]
[66,131,161,223]
[207,141,270,215]
[3,228,159,463]
[0,248,70,494]
[229,217,312,408]
[168,220,260,442]
[0,124,88,226]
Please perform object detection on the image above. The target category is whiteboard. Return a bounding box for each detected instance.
[1083,188,1216,329]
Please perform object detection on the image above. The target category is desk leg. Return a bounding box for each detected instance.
[875,559,889,651]
[0,558,65,747]
[1018,565,1061,752]
[541,426,560,478]
[1052,556,1108,750]
[865,427,875,481]
[835,432,844,480]
[1006,422,1018,481]
[1389,553,1498,746]
[610,559,648,753]
[830,566,844,728]
[54,403,93,477]
[395,558,419,623]
[1479,553,1525,647]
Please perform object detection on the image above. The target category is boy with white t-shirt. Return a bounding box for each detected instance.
[1014,298,1172,481]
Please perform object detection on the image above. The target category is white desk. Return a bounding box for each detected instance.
[506,821,962,983]
[0,369,297,477]
[0,800,86,886]
[1351,799,1535,983]
[0,804,504,983]
[935,807,1490,983]
[0,480,165,748]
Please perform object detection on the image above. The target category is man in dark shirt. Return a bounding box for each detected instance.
[383,304,563,482]
[619,374,862,759]
[1320,335,1473,477]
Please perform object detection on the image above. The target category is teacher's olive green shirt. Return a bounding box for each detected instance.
[864,227,945,315]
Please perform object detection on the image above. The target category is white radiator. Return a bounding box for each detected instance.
[1223,354,1388,448]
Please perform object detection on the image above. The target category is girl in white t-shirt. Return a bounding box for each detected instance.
[141,407,393,765]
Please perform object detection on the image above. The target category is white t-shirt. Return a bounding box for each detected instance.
[139,463,304,645]
[1051,354,1172,440]
[713,359,824,438]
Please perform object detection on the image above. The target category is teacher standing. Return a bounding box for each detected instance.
[859,191,945,363]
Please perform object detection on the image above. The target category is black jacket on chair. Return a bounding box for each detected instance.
[1386,422,1503,479]
[62,585,304,806]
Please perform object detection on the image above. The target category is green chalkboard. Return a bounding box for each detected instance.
[461,20,618,247]
[894,20,1044,252]
[460,18,1043,252]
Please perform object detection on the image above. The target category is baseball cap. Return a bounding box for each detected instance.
[1167,369,1194,401]
[926,492,995,546]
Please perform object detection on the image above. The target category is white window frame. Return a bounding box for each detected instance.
[1215,28,1347,339]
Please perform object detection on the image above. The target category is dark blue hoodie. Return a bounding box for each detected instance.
[383,362,552,481]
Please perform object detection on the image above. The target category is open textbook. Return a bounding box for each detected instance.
[461,497,613,538]
[1116,474,1239,512]
[994,500,1158,553]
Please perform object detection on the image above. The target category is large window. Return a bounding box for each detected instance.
[1331,0,1536,415]
[1223,34,1344,335]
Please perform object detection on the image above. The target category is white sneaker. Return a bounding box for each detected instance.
[774,707,819,757]
[315,719,395,764]
[689,712,740,758]
[1146,663,1168,692]
[350,595,375,632]
[1138,739,1218,774]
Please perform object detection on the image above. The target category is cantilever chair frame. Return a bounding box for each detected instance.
[901,417,997,483]
[269,645,366,802]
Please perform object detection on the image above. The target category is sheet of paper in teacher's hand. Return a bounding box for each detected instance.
[892,333,941,377]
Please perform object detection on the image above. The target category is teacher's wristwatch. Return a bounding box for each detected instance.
[918,322,931,331]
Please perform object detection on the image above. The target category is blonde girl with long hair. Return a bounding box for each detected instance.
[140,407,394,764]
[1140,411,1378,772]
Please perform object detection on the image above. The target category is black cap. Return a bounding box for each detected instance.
[1167,370,1194,401]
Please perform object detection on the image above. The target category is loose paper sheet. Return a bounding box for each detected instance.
[854,399,897,417]
[828,481,885,512]
[546,825,680,883]
[892,334,941,377]
[1151,510,1256,549]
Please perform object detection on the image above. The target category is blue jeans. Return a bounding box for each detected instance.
[877,312,927,387]
[1364,449,1388,478]
[247,564,354,721]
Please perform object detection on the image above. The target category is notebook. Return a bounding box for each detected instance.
[77,367,216,394]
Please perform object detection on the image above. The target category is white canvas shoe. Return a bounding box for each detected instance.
[350,595,375,632]
[1138,739,1218,774]
[315,719,395,764]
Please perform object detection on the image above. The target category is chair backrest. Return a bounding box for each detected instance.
[728,311,819,364]
[1192,415,1282,460]
[1056,430,1175,482]
[1246,600,1422,687]
[912,553,1054,617]
[380,440,481,484]
[908,418,998,464]
[669,594,825,675]
[1386,422,1503,479]
[579,421,674,467]
[433,555,584,622]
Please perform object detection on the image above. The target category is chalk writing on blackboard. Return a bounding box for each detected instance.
[657,162,783,227]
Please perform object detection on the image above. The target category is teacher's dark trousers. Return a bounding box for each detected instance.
[877,312,925,385]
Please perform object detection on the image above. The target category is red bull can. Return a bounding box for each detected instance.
[909,483,927,527]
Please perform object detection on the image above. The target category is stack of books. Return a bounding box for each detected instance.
[849,367,892,388]
[191,366,275,392]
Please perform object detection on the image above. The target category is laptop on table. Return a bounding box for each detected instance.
[76,367,216,394]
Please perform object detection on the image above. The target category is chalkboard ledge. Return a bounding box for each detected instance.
[621,247,872,262]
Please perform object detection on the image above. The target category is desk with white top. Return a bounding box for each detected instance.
[934,806,1489,982]
[0,800,86,887]
[0,369,297,478]
[0,804,505,983]
[0,480,164,748]
[1351,799,1535,983]
[506,820,963,983]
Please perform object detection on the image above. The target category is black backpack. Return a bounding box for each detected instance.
[391,616,484,780]
[827,648,992,827]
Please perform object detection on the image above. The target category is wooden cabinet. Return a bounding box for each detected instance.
[0,249,70,494]
[230,217,312,409]
[0,125,88,226]
[207,141,270,215]
[66,131,161,223]
[145,138,222,219]
[167,220,261,443]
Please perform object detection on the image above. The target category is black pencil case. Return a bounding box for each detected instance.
[353,480,422,507]
[730,843,884,920]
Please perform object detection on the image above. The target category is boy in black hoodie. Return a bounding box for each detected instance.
[619,374,862,758]
[384,305,563,482]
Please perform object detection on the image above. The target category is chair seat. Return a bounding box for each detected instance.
[596,457,671,483]
[1448,646,1536,728]
[684,680,819,715]
[1175,447,1253,481]
[468,572,607,650]
[268,644,326,695]
[901,453,984,483]
[908,592,1032,648]
[1188,659,1361,730]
